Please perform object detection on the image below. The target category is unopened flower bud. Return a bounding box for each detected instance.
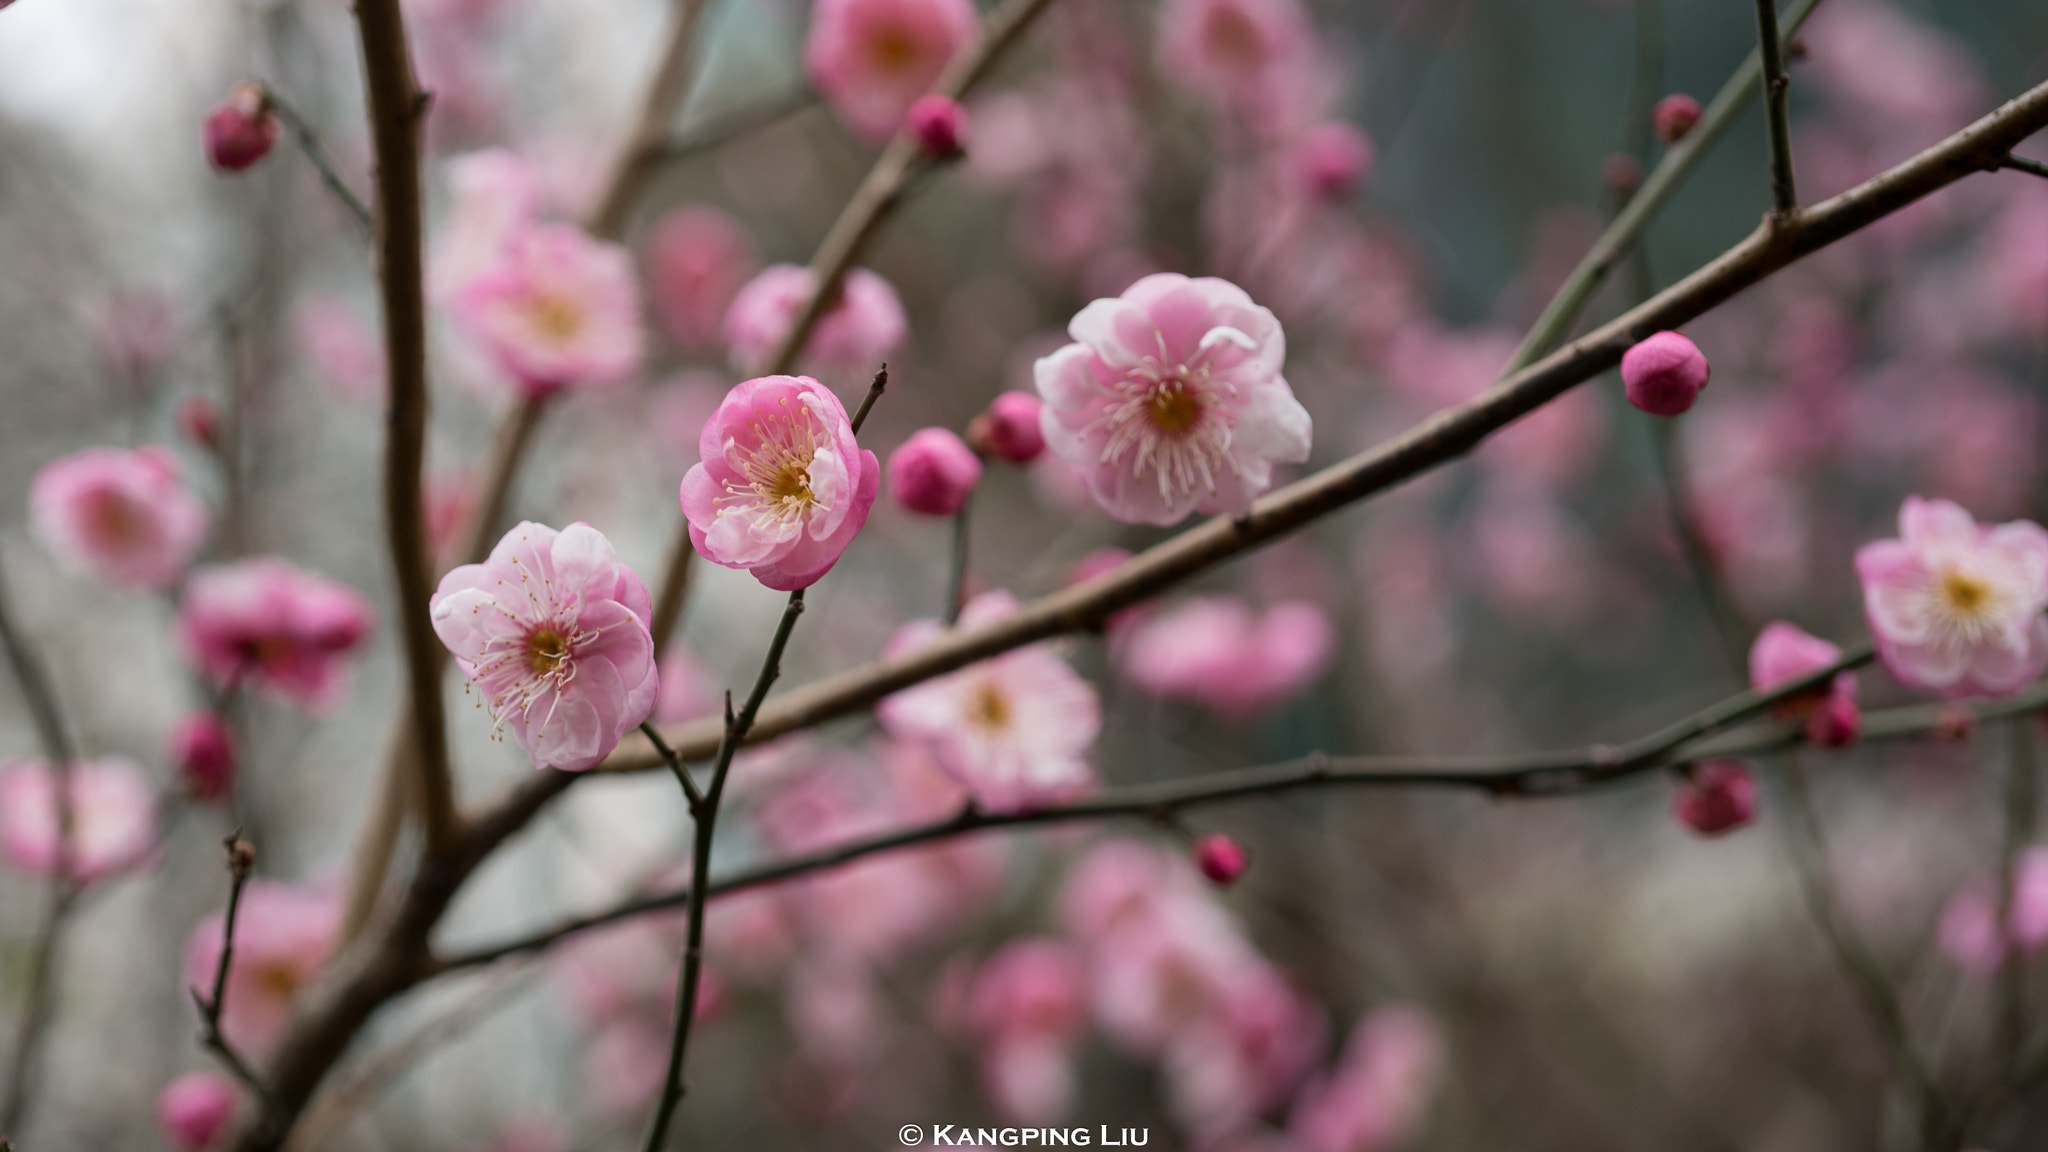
[169,712,236,800]
[1194,832,1249,885]
[1620,331,1711,416]
[1673,760,1756,836]
[966,391,1046,463]
[178,396,223,452]
[158,1071,237,1150]
[203,83,277,173]
[1296,122,1375,200]
[1653,94,1702,144]
[1807,692,1861,748]
[906,94,969,159]
[888,427,983,516]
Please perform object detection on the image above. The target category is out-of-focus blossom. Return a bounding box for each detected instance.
[1620,331,1711,417]
[0,757,157,881]
[183,881,342,1055]
[1119,596,1333,716]
[1672,760,1756,837]
[655,642,719,725]
[1294,122,1373,199]
[431,521,658,772]
[908,93,970,157]
[723,265,907,377]
[681,374,880,590]
[1937,848,2048,975]
[889,427,983,516]
[1156,0,1315,123]
[180,559,373,708]
[1856,497,2048,698]
[968,391,1047,463]
[646,205,759,352]
[1653,94,1701,144]
[879,591,1100,811]
[30,446,208,590]
[203,83,276,172]
[425,469,479,562]
[431,150,539,301]
[451,223,645,397]
[157,1072,238,1150]
[1195,833,1249,885]
[1289,1005,1445,1152]
[1805,0,1985,137]
[177,396,223,453]
[296,295,386,402]
[1749,621,1862,747]
[1164,968,1327,1137]
[805,0,977,141]
[964,939,1088,1121]
[168,712,236,799]
[1036,273,1310,525]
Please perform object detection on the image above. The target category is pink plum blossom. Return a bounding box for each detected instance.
[451,223,645,396]
[1937,848,2048,975]
[0,757,156,881]
[1035,273,1311,525]
[183,880,342,1056]
[1155,0,1316,122]
[1289,1005,1445,1152]
[30,446,208,589]
[908,93,970,157]
[646,205,759,352]
[968,391,1046,463]
[680,375,881,590]
[1195,832,1249,885]
[431,521,658,772]
[1855,497,2048,698]
[1672,760,1756,837]
[1295,122,1374,199]
[1620,331,1710,417]
[965,939,1088,1121]
[723,264,908,376]
[431,150,540,303]
[878,591,1100,811]
[168,712,236,799]
[1652,94,1701,143]
[1119,596,1334,716]
[889,427,983,516]
[1749,621,1862,747]
[157,1072,238,1150]
[1164,966,1327,1137]
[179,558,373,708]
[203,83,276,172]
[804,0,977,141]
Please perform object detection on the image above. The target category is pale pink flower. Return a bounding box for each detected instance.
[30,446,207,589]
[1855,497,2048,697]
[431,150,539,302]
[168,712,236,799]
[1155,0,1316,121]
[1749,621,1862,747]
[179,559,373,708]
[680,374,881,591]
[889,426,983,516]
[1289,1005,1445,1152]
[966,939,1088,1122]
[646,205,759,352]
[1088,892,1262,1055]
[1938,848,2048,975]
[878,591,1100,811]
[804,0,977,141]
[1164,966,1327,1138]
[722,264,907,376]
[157,1072,238,1150]
[431,521,658,772]
[968,391,1047,463]
[1119,596,1333,716]
[1036,273,1310,525]
[183,881,342,1056]
[452,223,645,396]
[0,757,157,882]
[1060,838,1195,942]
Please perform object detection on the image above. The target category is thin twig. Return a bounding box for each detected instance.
[1998,721,2039,1078]
[588,0,714,239]
[193,837,270,1098]
[262,87,375,239]
[2000,153,2048,181]
[1752,0,1800,217]
[640,721,703,811]
[646,88,819,169]
[945,494,972,626]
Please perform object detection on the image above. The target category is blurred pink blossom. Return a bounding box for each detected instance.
[968,391,1047,463]
[908,93,970,157]
[168,712,236,800]
[1620,331,1711,417]
[1856,496,2048,698]
[679,374,881,590]
[1672,760,1757,837]
[0,757,156,881]
[1036,273,1310,525]
[296,295,386,402]
[203,83,276,172]
[431,521,658,771]
[1164,966,1327,1137]
[804,0,977,140]
[889,427,983,516]
[723,264,908,377]
[646,205,759,352]
[156,1071,238,1150]
[965,939,1088,1121]
[1155,0,1317,127]
[180,559,373,708]
[1119,596,1334,717]
[1294,122,1373,200]
[1652,94,1701,144]
[1748,621,1861,747]
[1937,848,2048,975]
[1289,1005,1445,1152]
[451,223,645,397]
[30,446,207,590]
[183,881,342,1056]
[654,642,719,725]
[1195,832,1249,885]
[431,150,539,301]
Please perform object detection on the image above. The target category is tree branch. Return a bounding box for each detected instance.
[587,0,714,240]
[1752,0,1800,217]
[192,837,270,1099]
[262,87,375,240]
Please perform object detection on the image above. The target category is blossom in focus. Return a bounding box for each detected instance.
[203,82,276,172]
[1036,273,1310,525]
[1620,331,1710,417]
[1937,848,2048,975]
[804,0,977,141]
[431,521,658,772]
[723,264,907,377]
[1672,760,1756,837]
[1289,1005,1446,1152]
[157,1072,238,1150]
[451,223,645,396]
[183,881,342,1056]
[1119,596,1334,716]
[1856,496,2048,697]
[0,757,157,881]
[680,375,881,591]
[168,712,236,799]
[1748,621,1862,747]
[878,591,1100,811]
[30,446,208,589]
[889,427,983,516]
[968,391,1046,463]
[179,558,373,708]
[646,205,759,352]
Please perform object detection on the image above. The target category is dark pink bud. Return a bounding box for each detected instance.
[1653,94,1702,144]
[168,712,236,799]
[157,1071,237,1150]
[1806,692,1860,748]
[177,396,223,452]
[1600,153,1642,197]
[1194,833,1249,885]
[906,94,969,159]
[1673,760,1756,837]
[204,83,277,172]
[1620,331,1711,416]
[887,427,983,516]
[967,391,1046,463]
[1296,122,1375,200]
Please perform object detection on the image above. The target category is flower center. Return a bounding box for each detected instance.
[1087,336,1244,506]
[717,398,833,526]
[526,293,585,344]
[1203,3,1270,74]
[1149,382,1203,435]
[966,681,1011,731]
[527,627,570,674]
[86,489,144,545]
[870,24,922,72]
[1940,569,1992,618]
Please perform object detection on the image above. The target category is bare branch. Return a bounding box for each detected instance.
[1752,0,1800,216]
[261,87,375,239]
[193,837,270,1099]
